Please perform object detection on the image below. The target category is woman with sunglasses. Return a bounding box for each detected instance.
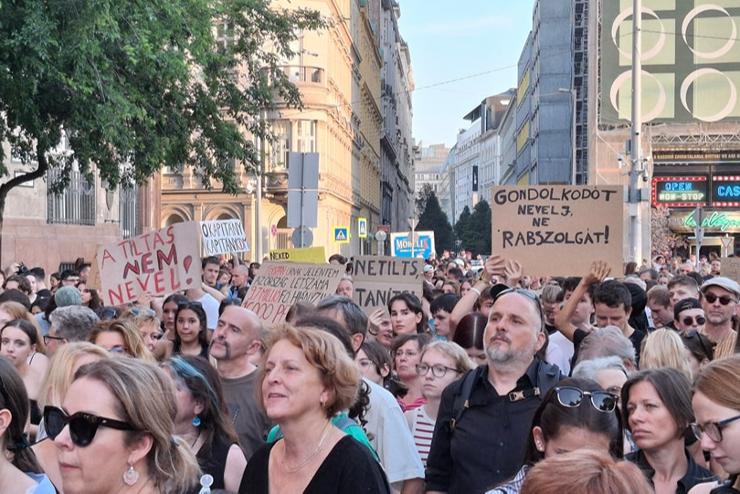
[391,333,431,411]
[162,355,246,493]
[0,357,55,492]
[622,368,715,494]
[406,341,473,467]
[89,320,153,360]
[389,293,427,336]
[44,357,200,494]
[688,355,740,494]
[487,377,622,493]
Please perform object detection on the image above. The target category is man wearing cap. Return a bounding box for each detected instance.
[673,298,706,336]
[700,277,739,359]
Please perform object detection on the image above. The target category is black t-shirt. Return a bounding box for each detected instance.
[239,435,390,494]
[711,477,740,494]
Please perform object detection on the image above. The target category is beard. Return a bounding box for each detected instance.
[209,339,231,360]
[485,337,537,367]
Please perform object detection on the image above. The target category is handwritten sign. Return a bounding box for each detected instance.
[200,220,249,256]
[491,186,624,276]
[352,256,423,312]
[98,222,201,305]
[268,247,326,264]
[242,262,344,326]
[721,257,740,282]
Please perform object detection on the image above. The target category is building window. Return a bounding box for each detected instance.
[119,184,140,239]
[47,168,96,226]
[295,120,316,153]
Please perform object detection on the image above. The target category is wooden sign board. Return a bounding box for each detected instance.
[352,256,423,313]
[97,222,202,306]
[491,186,624,276]
[242,262,344,327]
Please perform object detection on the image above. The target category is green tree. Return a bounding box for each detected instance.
[456,201,491,256]
[416,187,454,256]
[0,0,324,264]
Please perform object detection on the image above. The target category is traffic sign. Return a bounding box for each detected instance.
[334,227,350,244]
[291,226,313,248]
[358,218,368,238]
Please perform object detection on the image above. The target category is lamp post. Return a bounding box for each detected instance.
[408,216,418,258]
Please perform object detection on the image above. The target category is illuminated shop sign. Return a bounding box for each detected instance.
[651,176,708,208]
[712,176,740,207]
[669,210,740,234]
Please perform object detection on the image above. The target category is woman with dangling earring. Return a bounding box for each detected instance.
[162,355,247,493]
[43,356,200,494]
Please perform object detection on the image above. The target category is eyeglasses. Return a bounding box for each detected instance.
[43,406,138,447]
[43,335,65,345]
[416,363,460,378]
[682,315,706,326]
[552,386,618,413]
[703,293,737,306]
[690,414,740,443]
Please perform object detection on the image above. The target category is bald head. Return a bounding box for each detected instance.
[210,305,264,364]
[231,265,250,288]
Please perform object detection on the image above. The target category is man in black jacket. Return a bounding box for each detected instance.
[425,288,562,494]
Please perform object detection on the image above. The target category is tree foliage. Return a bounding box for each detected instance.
[455,200,491,256]
[0,0,324,262]
[416,186,454,256]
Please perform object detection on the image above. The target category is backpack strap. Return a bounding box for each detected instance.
[449,368,479,431]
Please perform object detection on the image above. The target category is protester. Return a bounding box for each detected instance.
[430,293,458,340]
[209,306,270,459]
[240,324,390,493]
[520,449,653,494]
[426,288,561,493]
[406,341,473,468]
[647,285,675,330]
[133,313,163,355]
[172,301,210,359]
[163,356,246,492]
[0,357,55,492]
[35,285,83,336]
[356,341,391,386]
[681,331,714,379]
[367,307,394,347]
[488,378,622,493]
[44,357,200,493]
[623,368,714,493]
[451,312,487,366]
[46,306,100,356]
[577,326,638,372]
[690,355,740,494]
[335,275,353,298]
[674,298,706,335]
[227,265,250,300]
[572,356,630,400]
[0,320,45,429]
[640,329,694,379]
[0,301,49,376]
[75,282,103,312]
[699,277,739,360]
[389,293,426,335]
[392,334,430,411]
[201,256,221,288]
[161,293,189,336]
[668,276,700,308]
[88,320,153,360]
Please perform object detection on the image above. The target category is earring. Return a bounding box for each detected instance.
[123,464,140,486]
[192,415,201,427]
[535,441,544,451]
[319,397,325,408]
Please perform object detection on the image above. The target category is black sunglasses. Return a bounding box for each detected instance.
[552,386,618,413]
[703,293,737,306]
[682,315,706,326]
[43,406,137,447]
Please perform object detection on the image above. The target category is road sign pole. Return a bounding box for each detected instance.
[300,153,305,248]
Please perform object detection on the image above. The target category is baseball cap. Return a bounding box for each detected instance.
[673,297,701,320]
[700,276,740,298]
[423,265,434,273]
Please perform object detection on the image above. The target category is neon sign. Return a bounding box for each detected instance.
[652,176,708,207]
[712,175,740,207]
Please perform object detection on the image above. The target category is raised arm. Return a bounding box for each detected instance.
[449,256,506,333]
[553,261,610,342]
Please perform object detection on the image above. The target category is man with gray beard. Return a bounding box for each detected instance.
[210,305,270,459]
[425,289,562,494]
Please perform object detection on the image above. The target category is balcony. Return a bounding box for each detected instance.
[278,65,325,86]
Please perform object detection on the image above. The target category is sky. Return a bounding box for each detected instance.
[398,0,535,148]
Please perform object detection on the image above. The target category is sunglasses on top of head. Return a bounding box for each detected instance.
[552,386,618,413]
[43,406,138,447]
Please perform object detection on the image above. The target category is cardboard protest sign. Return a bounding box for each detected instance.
[200,220,249,256]
[721,257,740,282]
[352,256,423,312]
[242,262,344,326]
[98,222,202,305]
[491,186,624,276]
[268,247,326,264]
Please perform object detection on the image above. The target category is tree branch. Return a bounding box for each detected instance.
[0,146,49,199]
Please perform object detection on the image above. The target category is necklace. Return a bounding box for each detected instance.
[280,421,332,473]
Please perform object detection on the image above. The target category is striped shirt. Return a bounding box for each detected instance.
[405,406,436,467]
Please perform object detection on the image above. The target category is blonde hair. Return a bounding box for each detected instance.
[0,301,46,353]
[38,342,109,409]
[89,319,154,361]
[421,340,475,374]
[640,329,693,379]
[74,357,200,493]
[521,449,653,494]
[259,324,360,418]
[693,355,740,411]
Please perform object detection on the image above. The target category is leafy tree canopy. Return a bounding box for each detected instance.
[416,186,453,255]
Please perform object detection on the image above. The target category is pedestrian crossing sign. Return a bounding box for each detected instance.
[358,218,368,238]
[334,227,350,243]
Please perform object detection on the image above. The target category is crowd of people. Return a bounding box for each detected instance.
[0,250,737,493]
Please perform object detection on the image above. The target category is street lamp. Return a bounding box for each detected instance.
[408,216,418,258]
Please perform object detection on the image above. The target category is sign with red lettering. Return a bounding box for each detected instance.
[97,222,201,305]
[242,262,344,327]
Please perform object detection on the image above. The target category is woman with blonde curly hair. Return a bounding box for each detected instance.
[89,319,153,360]
[240,324,389,493]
